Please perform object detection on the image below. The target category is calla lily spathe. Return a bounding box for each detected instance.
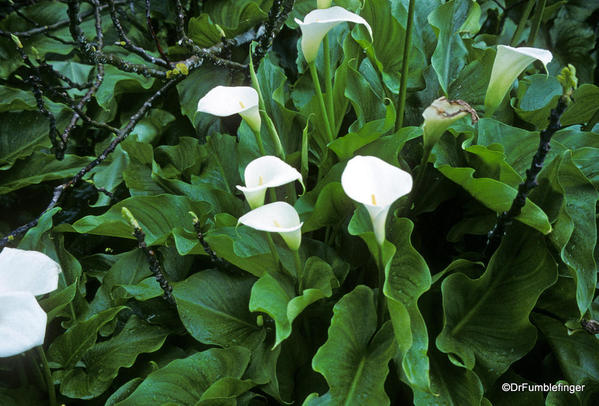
[197,86,261,132]
[484,45,553,115]
[295,6,373,64]
[238,202,303,251]
[236,156,304,209]
[0,248,61,357]
[341,156,413,245]
[422,97,478,151]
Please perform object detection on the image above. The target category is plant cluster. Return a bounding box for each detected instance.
[1,0,599,405]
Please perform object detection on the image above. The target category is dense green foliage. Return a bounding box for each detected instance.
[1,0,599,405]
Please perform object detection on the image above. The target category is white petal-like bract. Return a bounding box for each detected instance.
[485,45,553,115]
[295,7,373,63]
[236,156,303,209]
[0,247,61,295]
[238,202,303,250]
[341,156,413,245]
[0,292,48,357]
[197,86,261,132]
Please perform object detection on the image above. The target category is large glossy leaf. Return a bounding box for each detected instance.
[312,286,396,406]
[384,218,432,393]
[412,348,484,406]
[0,152,93,194]
[429,0,479,94]
[64,195,210,246]
[543,151,599,316]
[249,257,337,347]
[173,269,265,350]
[436,229,557,387]
[56,315,168,399]
[48,307,127,369]
[204,213,277,277]
[113,347,254,406]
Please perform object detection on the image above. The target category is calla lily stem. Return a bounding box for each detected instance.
[37,346,56,406]
[396,0,416,131]
[527,0,546,46]
[510,0,535,46]
[323,36,335,130]
[251,128,267,156]
[309,63,334,142]
[376,244,387,327]
[293,250,304,292]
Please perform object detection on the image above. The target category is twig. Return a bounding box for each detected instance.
[0,1,128,38]
[107,0,170,68]
[191,216,222,266]
[144,0,170,64]
[13,44,65,158]
[484,97,569,257]
[67,0,168,78]
[0,78,179,249]
[582,319,599,335]
[62,0,105,147]
[124,209,174,304]
[253,0,295,65]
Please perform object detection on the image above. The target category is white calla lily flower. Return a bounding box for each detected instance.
[197,86,261,132]
[236,156,304,209]
[422,97,478,151]
[485,45,553,115]
[0,248,61,357]
[341,156,413,245]
[295,6,373,64]
[238,202,303,251]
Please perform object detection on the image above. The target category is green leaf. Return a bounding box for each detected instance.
[561,84,599,126]
[113,347,253,406]
[188,14,225,48]
[0,112,53,170]
[534,313,599,386]
[436,229,557,386]
[435,163,551,234]
[95,65,154,112]
[312,286,396,406]
[56,316,168,399]
[66,195,210,245]
[204,0,269,36]
[511,74,561,129]
[204,214,277,277]
[429,0,478,94]
[328,104,396,160]
[48,307,127,369]
[412,348,484,406]
[249,257,337,348]
[297,182,354,233]
[351,0,406,93]
[384,218,432,393]
[0,152,93,194]
[173,269,265,350]
[545,151,599,316]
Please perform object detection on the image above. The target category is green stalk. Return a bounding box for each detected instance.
[293,250,304,292]
[37,347,56,406]
[323,36,335,133]
[527,0,546,46]
[251,128,267,156]
[396,0,416,131]
[309,63,334,143]
[376,244,387,327]
[510,0,535,46]
[266,233,281,271]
